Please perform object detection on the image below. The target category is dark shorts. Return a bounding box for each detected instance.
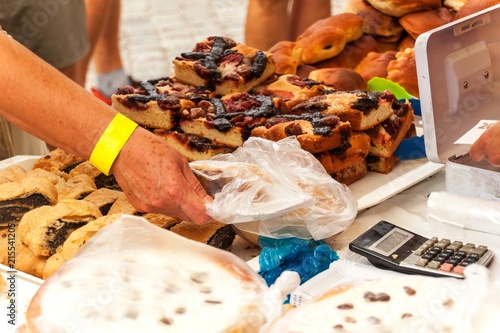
[0,0,89,69]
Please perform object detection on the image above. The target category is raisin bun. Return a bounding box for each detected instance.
[308,68,367,91]
[355,50,397,82]
[268,41,303,75]
[21,215,278,333]
[365,0,442,17]
[453,0,500,20]
[296,13,364,64]
[399,7,455,40]
[386,47,419,98]
[343,0,405,42]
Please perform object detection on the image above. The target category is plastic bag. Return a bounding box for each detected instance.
[24,215,297,333]
[190,137,358,240]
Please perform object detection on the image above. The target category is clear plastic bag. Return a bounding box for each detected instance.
[190,137,358,240]
[24,215,297,333]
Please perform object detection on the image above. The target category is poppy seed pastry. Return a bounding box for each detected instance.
[0,177,58,228]
[18,199,103,257]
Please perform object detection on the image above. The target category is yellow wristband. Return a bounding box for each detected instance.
[89,113,138,175]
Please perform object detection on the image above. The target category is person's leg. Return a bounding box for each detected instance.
[244,0,290,51]
[289,0,332,40]
[76,0,113,87]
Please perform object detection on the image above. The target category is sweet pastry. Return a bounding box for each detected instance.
[266,274,466,332]
[153,130,235,162]
[42,214,124,279]
[366,154,399,174]
[0,177,58,228]
[453,0,500,20]
[169,221,236,250]
[365,0,442,17]
[364,99,415,158]
[33,148,85,173]
[268,41,303,75]
[0,226,48,279]
[292,89,399,131]
[0,165,28,184]
[399,7,455,40]
[68,161,120,191]
[251,113,352,153]
[386,47,419,98]
[178,92,279,148]
[330,159,368,185]
[355,50,397,82]
[315,131,371,177]
[21,216,271,333]
[343,0,405,42]
[18,199,103,257]
[172,36,276,95]
[308,68,367,91]
[296,13,364,64]
[82,188,126,215]
[55,174,97,200]
[313,35,380,70]
[251,73,324,111]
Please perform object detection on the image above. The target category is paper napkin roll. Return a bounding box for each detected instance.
[427,191,500,236]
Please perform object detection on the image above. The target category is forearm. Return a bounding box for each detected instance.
[0,32,113,160]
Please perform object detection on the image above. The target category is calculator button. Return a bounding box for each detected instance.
[463,256,479,264]
[446,258,460,265]
[413,247,427,256]
[460,244,476,254]
[434,256,448,263]
[422,253,436,260]
[434,239,451,249]
[446,241,463,252]
[415,258,428,267]
[455,251,467,258]
[440,263,455,272]
[427,260,442,269]
[442,249,455,256]
[469,247,488,256]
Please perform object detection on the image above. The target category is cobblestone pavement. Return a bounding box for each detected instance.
[87,0,347,86]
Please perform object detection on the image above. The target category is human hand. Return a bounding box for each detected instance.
[111,128,213,224]
[469,120,500,167]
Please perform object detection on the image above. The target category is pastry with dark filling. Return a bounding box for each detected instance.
[0,177,58,228]
[172,36,276,95]
[18,199,103,257]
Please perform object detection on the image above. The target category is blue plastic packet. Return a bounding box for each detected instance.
[258,236,340,287]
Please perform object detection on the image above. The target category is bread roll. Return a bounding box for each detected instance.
[296,13,364,64]
[344,0,405,42]
[309,68,367,91]
[386,47,419,98]
[399,7,455,40]
[355,50,397,82]
[268,41,303,74]
[453,0,500,20]
[365,0,442,17]
[314,35,380,69]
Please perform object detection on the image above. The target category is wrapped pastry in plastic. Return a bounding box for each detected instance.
[190,137,358,240]
[20,215,298,333]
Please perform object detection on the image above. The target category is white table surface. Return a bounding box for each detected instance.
[326,169,500,281]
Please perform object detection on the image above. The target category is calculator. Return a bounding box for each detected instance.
[349,220,494,278]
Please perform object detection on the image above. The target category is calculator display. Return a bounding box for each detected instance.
[368,228,413,256]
